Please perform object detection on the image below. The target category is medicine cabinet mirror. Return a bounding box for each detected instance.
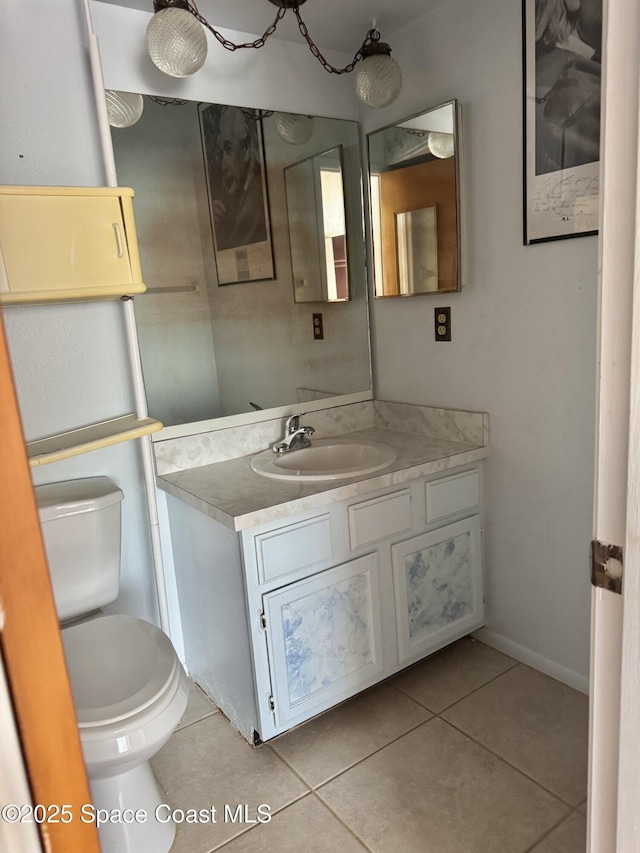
[367,100,462,297]
[109,97,370,430]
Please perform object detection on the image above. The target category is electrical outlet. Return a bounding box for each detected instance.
[434,307,451,341]
[312,312,324,340]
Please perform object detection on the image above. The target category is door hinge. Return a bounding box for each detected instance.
[591,539,623,594]
[259,611,267,630]
[268,695,275,712]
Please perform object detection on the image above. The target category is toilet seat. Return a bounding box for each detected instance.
[62,614,179,728]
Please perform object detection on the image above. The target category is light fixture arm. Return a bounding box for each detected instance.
[162,0,287,52]
[154,0,380,71]
[147,0,402,107]
[292,12,381,75]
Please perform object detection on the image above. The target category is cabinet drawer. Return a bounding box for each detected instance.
[254,514,333,585]
[348,489,412,549]
[425,470,479,523]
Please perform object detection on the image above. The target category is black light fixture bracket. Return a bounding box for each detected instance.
[153,0,189,11]
[361,36,392,60]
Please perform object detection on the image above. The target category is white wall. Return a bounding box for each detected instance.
[365,0,596,688]
[0,0,160,624]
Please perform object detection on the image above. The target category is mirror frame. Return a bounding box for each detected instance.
[366,99,464,298]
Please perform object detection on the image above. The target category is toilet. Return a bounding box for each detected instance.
[35,477,188,853]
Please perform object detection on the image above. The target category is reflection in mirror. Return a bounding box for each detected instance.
[396,207,438,295]
[284,146,350,303]
[110,98,370,428]
[368,100,461,297]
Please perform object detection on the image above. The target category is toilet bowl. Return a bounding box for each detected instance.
[62,614,188,853]
[36,478,188,853]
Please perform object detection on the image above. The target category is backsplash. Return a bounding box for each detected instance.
[374,401,488,447]
[154,401,375,475]
[154,400,488,476]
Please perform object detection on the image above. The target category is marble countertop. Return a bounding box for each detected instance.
[157,426,488,532]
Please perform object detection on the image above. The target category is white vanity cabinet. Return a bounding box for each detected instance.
[165,462,484,744]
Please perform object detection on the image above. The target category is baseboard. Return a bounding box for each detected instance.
[472,628,589,695]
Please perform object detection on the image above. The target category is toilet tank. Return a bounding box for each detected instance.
[35,478,124,622]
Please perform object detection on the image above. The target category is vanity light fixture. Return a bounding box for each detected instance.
[105,90,144,127]
[274,112,315,144]
[105,91,317,145]
[145,0,402,109]
[240,108,314,144]
[427,131,455,159]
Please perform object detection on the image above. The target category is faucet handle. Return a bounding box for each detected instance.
[285,412,305,434]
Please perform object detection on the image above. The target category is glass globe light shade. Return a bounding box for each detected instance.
[146,7,208,78]
[105,91,144,128]
[354,53,402,109]
[428,131,455,159]
[275,113,315,145]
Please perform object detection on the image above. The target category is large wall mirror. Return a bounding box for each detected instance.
[110,96,370,431]
[367,100,462,297]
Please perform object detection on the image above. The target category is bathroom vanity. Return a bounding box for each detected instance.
[157,404,488,744]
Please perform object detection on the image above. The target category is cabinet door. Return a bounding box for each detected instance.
[263,554,383,728]
[0,191,145,303]
[392,516,484,665]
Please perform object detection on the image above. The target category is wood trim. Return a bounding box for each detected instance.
[0,307,100,852]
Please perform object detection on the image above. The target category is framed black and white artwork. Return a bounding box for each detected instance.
[199,104,275,283]
[523,0,602,244]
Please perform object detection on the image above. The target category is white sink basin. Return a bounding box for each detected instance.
[250,439,397,482]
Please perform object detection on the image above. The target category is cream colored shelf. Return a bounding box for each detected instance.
[0,185,146,305]
[27,415,163,467]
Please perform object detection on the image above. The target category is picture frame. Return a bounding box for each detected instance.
[198,104,275,284]
[523,0,602,244]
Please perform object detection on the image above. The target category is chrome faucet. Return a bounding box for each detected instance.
[272,413,315,454]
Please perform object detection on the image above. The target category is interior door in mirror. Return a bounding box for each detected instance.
[284,146,350,303]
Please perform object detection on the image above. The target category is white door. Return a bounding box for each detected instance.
[588,0,640,849]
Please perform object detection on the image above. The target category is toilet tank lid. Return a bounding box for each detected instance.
[35,478,124,523]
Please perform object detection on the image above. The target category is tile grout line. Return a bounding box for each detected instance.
[436,714,582,811]
[520,808,579,853]
[389,657,520,716]
[389,660,587,808]
[175,708,218,734]
[272,715,437,792]
[310,790,375,852]
[205,789,312,853]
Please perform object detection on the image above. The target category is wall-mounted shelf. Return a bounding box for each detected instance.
[27,415,163,467]
[0,186,146,305]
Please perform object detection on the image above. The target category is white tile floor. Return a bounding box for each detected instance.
[152,638,588,853]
